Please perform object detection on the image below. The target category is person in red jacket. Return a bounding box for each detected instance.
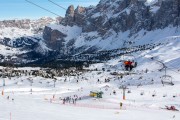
[124,61,129,71]
[124,60,133,71]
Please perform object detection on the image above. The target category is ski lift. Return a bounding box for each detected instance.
[121,54,137,71]
[120,40,138,71]
[161,75,174,86]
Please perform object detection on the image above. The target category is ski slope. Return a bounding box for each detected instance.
[0,36,180,120]
[0,15,180,120]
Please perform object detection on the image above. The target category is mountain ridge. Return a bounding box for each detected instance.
[43,0,180,53]
[0,0,180,67]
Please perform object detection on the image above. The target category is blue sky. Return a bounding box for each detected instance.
[0,0,100,20]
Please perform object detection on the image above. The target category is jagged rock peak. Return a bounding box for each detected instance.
[45,0,180,47]
[66,5,75,17]
[75,6,86,14]
[61,5,86,26]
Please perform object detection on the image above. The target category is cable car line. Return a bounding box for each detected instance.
[25,0,61,17]
[48,0,66,10]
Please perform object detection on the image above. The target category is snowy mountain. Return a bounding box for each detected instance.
[0,17,61,39]
[0,1,180,120]
[0,17,62,63]
[43,0,180,54]
[0,0,180,66]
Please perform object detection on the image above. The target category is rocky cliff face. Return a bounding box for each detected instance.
[81,0,180,34]
[0,17,62,34]
[0,0,179,64]
[60,5,86,27]
[0,19,31,29]
[42,0,180,53]
[0,17,63,47]
[72,0,179,33]
[43,26,67,50]
[0,17,63,64]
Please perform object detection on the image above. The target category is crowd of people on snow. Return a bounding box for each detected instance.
[60,95,81,104]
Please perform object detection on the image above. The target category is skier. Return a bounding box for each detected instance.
[120,102,123,109]
[72,98,75,104]
[97,79,100,83]
[127,60,133,71]
[63,98,65,104]
[124,61,129,71]
[113,90,116,95]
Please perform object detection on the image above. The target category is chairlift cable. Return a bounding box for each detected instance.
[25,0,61,17]
[48,0,66,10]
